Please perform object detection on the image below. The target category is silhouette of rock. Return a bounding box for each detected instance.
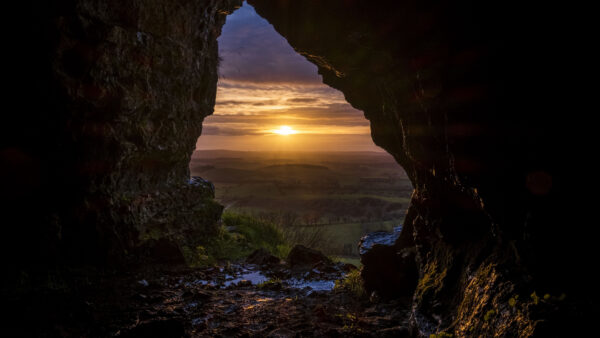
[249,0,588,335]
[246,248,281,266]
[359,227,417,298]
[287,245,330,268]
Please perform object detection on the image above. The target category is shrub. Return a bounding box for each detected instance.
[222,212,291,259]
[334,269,366,298]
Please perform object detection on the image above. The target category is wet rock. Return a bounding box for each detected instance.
[120,319,184,338]
[189,176,215,198]
[359,226,417,298]
[359,226,402,256]
[312,260,338,274]
[287,245,331,269]
[246,248,281,266]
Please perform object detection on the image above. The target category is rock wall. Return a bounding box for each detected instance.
[1,0,590,335]
[1,0,242,270]
[249,0,590,335]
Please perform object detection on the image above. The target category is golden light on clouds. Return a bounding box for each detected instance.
[196,79,380,152]
[272,126,297,135]
[195,1,383,153]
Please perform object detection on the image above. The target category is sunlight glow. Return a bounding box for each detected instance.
[272,125,297,135]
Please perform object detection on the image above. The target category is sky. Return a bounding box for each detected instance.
[196,1,382,152]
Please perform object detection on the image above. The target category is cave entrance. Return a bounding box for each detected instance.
[189,1,412,264]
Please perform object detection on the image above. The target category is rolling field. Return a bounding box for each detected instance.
[190,150,413,259]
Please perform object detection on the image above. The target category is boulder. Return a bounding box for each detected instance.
[287,245,330,268]
[245,248,281,266]
[189,176,215,198]
[359,226,417,298]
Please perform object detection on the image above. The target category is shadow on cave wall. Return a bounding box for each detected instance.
[0,0,592,336]
[247,0,591,335]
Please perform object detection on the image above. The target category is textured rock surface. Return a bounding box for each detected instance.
[249,0,589,335]
[2,0,242,268]
[1,0,590,335]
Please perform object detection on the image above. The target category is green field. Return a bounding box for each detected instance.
[190,150,413,258]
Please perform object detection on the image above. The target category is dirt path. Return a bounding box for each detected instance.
[9,252,411,337]
[75,261,411,337]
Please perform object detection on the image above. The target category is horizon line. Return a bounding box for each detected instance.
[193,148,388,154]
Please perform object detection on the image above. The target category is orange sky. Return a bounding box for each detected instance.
[196,2,382,152]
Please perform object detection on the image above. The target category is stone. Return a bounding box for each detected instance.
[286,245,330,268]
[359,226,402,256]
[246,248,281,266]
[359,226,417,299]
[189,176,215,198]
[237,280,252,287]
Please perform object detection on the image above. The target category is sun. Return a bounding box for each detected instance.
[273,125,297,135]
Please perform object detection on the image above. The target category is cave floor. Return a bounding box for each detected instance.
[15,262,411,337]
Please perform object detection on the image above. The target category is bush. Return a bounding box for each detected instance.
[184,212,292,266]
[222,212,291,258]
[334,269,366,298]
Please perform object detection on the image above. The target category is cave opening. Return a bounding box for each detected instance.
[189,1,413,263]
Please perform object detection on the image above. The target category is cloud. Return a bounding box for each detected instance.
[286,97,319,103]
[202,125,265,136]
[198,2,378,151]
[217,3,322,84]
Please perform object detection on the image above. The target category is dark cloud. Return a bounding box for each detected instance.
[202,125,264,136]
[215,100,249,106]
[206,108,368,128]
[197,2,376,151]
[218,3,321,84]
[217,99,278,106]
[286,97,319,103]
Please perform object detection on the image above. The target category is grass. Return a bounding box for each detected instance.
[183,212,291,267]
[222,212,291,258]
[334,269,366,298]
[184,211,377,267]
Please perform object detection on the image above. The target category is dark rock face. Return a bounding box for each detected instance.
[249,0,588,335]
[2,0,590,335]
[1,0,242,268]
[359,227,417,299]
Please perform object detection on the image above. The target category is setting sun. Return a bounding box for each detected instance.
[272,125,297,135]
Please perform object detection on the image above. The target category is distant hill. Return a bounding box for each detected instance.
[261,164,330,171]
[192,149,391,161]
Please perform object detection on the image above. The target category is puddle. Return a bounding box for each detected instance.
[286,278,336,294]
[187,280,216,288]
[223,271,268,287]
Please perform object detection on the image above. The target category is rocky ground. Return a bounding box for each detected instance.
[8,246,411,337]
